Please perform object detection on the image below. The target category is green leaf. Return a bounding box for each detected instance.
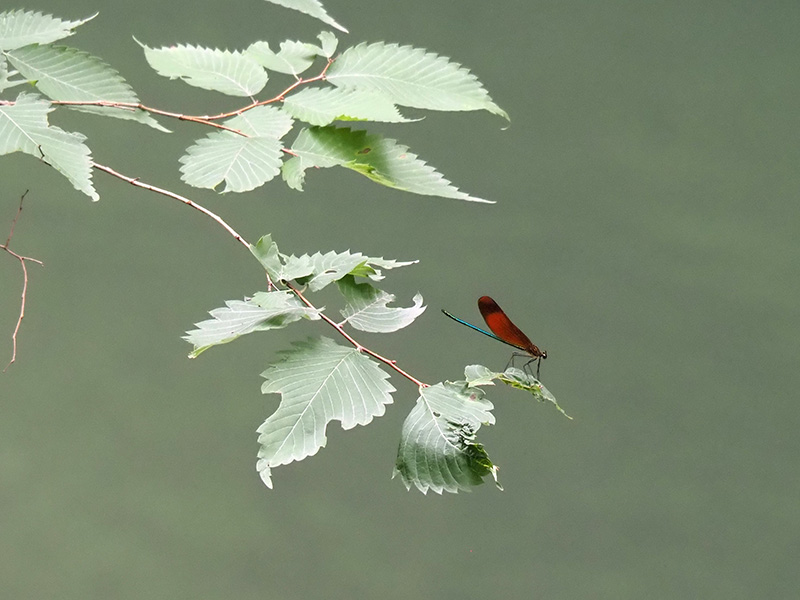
[139,41,268,97]
[249,234,283,279]
[224,105,294,138]
[393,382,500,494]
[180,103,292,193]
[257,337,394,488]
[283,126,491,202]
[179,133,283,193]
[262,0,348,34]
[348,256,418,281]
[283,249,416,291]
[337,276,425,333]
[0,56,25,91]
[282,87,413,126]
[246,40,318,76]
[0,93,97,200]
[5,44,166,131]
[287,250,367,290]
[249,234,417,288]
[281,153,305,191]
[327,42,508,120]
[316,31,337,58]
[0,10,96,51]
[463,364,498,387]
[462,364,571,419]
[498,367,572,419]
[183,291,321,358]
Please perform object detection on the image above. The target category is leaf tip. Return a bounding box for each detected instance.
[257,460,274,489]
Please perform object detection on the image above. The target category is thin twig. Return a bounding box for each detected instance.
[284,281,429,389]
[91,162,251,250]
[2,191,44,371]
[201,59,333,120]
[4,190,26,246]
[49,58,334,126]
[49,100,248,135]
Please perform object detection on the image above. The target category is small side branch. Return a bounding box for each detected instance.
[2,191,44,371]
[91,162,251,250]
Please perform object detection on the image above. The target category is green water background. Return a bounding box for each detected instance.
[1,1,798,598]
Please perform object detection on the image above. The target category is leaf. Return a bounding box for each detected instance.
[316,31,337,58]
[249,234,283,278]
[180,106,293,193]
[327,42,508,120]
[0,93,97,200]
[257,337,394,488]
[280,154,305,191]
[139,41,268,96]
[282,87,413,126]
[224,105,294,138]
[246,40,318,76]
[5,44,166,131]
[262,0,348,34]
[249,234,417,288]
[337,276,425,333]
[348,256,418,282]
[183,291,321,358]
[0,56,25,92]
[498,367,572,419]
[287,250,368,291]
[0,10,95,51]
[283,126,491,202]
[462,364,571,419]
[285,250,417,291]
[393,382,500,494]
[463,364,498,388]
[179,133,283,193]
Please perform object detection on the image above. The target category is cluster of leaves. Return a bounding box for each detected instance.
[1,5,506,203]
[1,3,568,494]
[183,235,566,493]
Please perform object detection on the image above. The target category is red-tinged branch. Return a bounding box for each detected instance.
[2,191,44,371]
[284,280,429,389]
[50,58,334,127]
[92,161,428,390]
[48,101,247,135]
[91,162,251,250]
[200,58,334,120]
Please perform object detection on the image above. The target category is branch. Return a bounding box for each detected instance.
[92,163,427,389]
[2,191,44,372]
[201,58,333,120]
[50,58,334,127]
[285,280,429,389]
[50,100,247,135]
[91,162,251,250]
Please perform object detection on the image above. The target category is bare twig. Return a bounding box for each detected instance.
[2,191,44,371]
[4,190,26,247]
[91,162,251,250]
[92,163,428,389]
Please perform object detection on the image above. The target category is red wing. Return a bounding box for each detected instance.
[478,296,541,356]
